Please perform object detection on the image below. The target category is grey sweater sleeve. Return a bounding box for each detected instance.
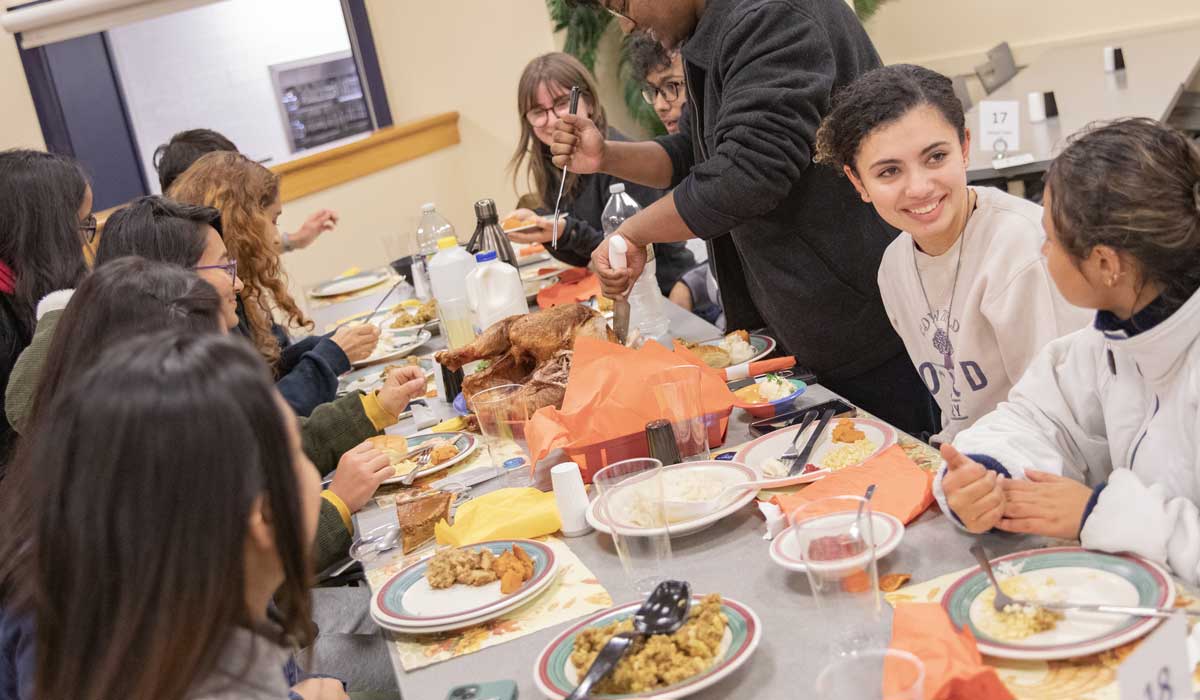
[672,5,836,239]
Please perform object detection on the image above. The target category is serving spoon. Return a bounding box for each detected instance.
[566,580,692,700]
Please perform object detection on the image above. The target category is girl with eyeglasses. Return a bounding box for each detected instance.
[168,152,381,417]
[504,52,695,297]
[0,150,91,467]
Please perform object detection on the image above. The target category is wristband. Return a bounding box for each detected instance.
[281,230,294,252]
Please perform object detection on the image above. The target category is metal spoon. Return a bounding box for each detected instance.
[849,483,877,541]
[566,580,692,700]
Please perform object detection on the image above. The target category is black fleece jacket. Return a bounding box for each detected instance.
[537,130,695,297]
[655,0,904,381]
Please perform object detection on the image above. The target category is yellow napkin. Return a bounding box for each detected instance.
[338,266,362,278]
[435,488,562,546]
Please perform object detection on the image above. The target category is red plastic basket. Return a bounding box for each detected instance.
[567,407,732,483]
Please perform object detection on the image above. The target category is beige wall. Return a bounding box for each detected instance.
[0,33,44,150]
[865,0,1200,76]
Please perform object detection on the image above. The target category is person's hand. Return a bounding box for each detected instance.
[289,209,339,250]
[940,443,1005,533]
[330,324,380,363]
[377,365,427,416]
[328,441,393,513]
[290,678,349,700]
[502,208,556,245]
[591,234,647,298]
[998,469,1094,539]
[550,114,607,174]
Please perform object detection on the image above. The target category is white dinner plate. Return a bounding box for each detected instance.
[369,539,557,633]
[769,511,905,573]
[734,417,897,475]
[380,432,478,485]
[338,356,434,396]
[533,595,761,699]
[309,270,391,298]
[351,329,432,368]
[585,461,760,538]
[942,546,1175,660]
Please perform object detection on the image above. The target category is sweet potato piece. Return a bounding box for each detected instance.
[500,569,525,594]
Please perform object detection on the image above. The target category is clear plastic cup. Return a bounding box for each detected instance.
[790,495,885,654]
[471,384,529,471]
[815,649,925,700]
[593,458,674,595]
[650,364,710,462]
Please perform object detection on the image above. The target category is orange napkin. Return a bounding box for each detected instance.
[536,269,600,308]
[527,338,734,480]
[888,603,1014,700]
[770,445,933,524]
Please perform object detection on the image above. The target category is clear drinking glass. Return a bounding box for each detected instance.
[815,649,925,700]
[471,383,529,469]
[650,364,710,462]
[593,458,673,596]
[790,495,885,654]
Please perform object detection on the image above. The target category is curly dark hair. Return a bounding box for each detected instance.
[1046,117,1200,310]
[814,64,965,174]
[625,32,673,84]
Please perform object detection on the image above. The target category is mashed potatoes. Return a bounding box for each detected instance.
[719,331,755,365]
[620,472,729,526]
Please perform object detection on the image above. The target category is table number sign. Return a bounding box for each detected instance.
[1117,614,1194,699]
[979,100,1020,155]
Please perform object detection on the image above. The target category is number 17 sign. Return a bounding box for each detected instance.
[979,100,1020,154]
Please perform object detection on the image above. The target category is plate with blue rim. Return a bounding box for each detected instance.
[942,546,1174,660]
[533,594,761,699]
[369,539,557,633]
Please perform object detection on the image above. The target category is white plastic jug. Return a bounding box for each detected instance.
[427,236,477,348]
[466,251,529,333]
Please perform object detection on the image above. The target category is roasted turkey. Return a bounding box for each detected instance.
[435,304,616,414]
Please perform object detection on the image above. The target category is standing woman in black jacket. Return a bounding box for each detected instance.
[504,52,695,296]
[0,150,91,465]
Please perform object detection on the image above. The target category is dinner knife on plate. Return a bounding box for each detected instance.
[608,236,631,344]
[787,408,836,476]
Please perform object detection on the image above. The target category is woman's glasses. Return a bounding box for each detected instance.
[641,80,685,106]
[525,93,588,127]
[79,214,98,244]
[194,259,238,283]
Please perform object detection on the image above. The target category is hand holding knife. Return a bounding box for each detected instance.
[551,86,582,249]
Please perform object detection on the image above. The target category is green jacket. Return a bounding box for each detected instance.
[5,303,378,573]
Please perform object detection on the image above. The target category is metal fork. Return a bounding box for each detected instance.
[777,409,818,474]
[399,446,436,487]
[969,544,1196,619]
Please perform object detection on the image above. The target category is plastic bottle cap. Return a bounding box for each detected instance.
[436,236,458,250]
[475,250,497,262]
[421,202,436,213]
[609,183,626,194]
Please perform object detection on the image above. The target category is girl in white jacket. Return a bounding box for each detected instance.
[935,118,1200,585]
[815,65,1088,443]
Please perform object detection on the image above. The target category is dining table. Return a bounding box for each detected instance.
[304,265,1195,700]
[965,24,1200,183]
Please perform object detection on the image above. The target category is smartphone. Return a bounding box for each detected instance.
[748,397,856,436]
[446,681,518,700]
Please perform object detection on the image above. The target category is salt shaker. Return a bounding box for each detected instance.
[645,419,682,466]
[550,461,592,537]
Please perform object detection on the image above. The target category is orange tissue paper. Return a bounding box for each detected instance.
[888,603,1014,700]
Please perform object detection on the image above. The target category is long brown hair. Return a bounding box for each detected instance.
[1046,118,1200,310]
[168,151,310,367]
[16,330,314,700]
[507,52,607,206]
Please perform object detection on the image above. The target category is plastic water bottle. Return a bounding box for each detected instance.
[601,184,669,344]
[465,250,528,334]
[414,203,453,300]
[427,236,477,350]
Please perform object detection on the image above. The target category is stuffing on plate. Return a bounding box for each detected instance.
[424,544,533,594]
[570,594,728,694]
[974,575,1064,640]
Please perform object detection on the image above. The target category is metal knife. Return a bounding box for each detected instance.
[608,235,631,344]
[790,408,836,476]
[779,409,818,475]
